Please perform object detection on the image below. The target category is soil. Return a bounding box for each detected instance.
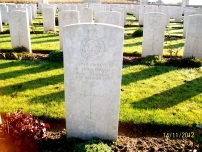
[0,53,201,151]
[0,120,200,152]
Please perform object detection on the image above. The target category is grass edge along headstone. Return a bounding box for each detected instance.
[63,23,124,140]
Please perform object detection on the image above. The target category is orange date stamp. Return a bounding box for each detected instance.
[163,132,194,139]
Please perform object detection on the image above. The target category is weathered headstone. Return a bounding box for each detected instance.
[140,0,148,5]
[24,5,32,24]
[142,13,166,57]
[42,7,55,32]
[1,6,8,23]
[183,11,196,37]
[112,7,125,27]
[58,10,79,50]
[93,5,105,23]
[9,10,31,53]
[139,5,146,25]
[0,10,2,32]
[174,7,183,23]
[184,14,202,59]
[63,23,124,140]
[98,11,121,26]
[80,7,92,23]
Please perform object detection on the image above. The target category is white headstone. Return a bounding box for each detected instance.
[1,6,8,23]
[184,14,202,59]
[142,13,166,57]
[140,0,148,5]
[139,5,146,26]
[42,7,55,32]
[134,5,140,20]
[80,7,92,23]
[63,23,124,140]
[9,10,31,53]
[174,7,183,23]
[58,10,79,50]
[98,11,121,26]
[24,5,32,24]
[93,5,105,23]
[183,11,196,37]
[111,7,125,27]
[0,10,2,32]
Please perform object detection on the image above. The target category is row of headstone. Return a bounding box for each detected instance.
[134,5,184,26]
[141,12,202,60]
[0,3,37,24]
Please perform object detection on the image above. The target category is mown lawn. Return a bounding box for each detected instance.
[0,12,201,128]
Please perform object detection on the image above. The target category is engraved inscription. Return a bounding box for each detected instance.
[74,63,113,81]
[14,13,21,22]
[80,27,105,61]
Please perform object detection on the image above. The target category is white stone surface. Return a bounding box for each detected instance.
[98,11,121,26]
[42,7,55,32]
[63,23,124,140]
[183,11,196,37]
[111,7,125,27]
[140,0,148,5]
[9,10,31,53]
[58,10,79,50]
[139,5,146,25]
[1,6,8,23]
[184,14,202,59]
[24,5,32,24]
[174,7,183,22]
[80,7,92,23]
[0,10,2,32]
[93,5,105,23]
[142,13,166,57]
[134,5,140,20]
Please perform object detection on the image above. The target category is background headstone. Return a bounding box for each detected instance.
[183,11,196,37]
[63,23,124,140]
[80,7,92,23]
[58,10,79,50]
[9,10,31,53]
[98,11,121,26]
[42,7,55,32]
[142,13,166,57]
[184,14,202,59]
[0,10,2,32]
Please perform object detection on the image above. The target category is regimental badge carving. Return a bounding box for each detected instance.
[80,26,105,61]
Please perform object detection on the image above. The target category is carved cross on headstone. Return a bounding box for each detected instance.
[146,34,160,53]
[15,31,24,46]
[80,82,104,119]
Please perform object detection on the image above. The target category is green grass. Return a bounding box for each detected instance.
[0,60,202,127]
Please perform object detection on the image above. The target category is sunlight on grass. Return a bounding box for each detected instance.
[120,65,202,125]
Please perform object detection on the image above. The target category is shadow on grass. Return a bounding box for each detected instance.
[131,76,202,110]
[164,42,184,49]
[31,34,59,40]
[0,63,61,81]
[31,38,59,44]
[0,74,63,96]
[122,66,177,86]
[30,90,64,104]
[124,41,142,47]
